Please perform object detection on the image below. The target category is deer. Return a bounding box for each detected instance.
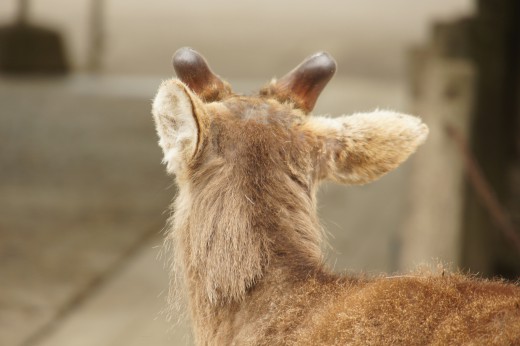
[152,47,520,345]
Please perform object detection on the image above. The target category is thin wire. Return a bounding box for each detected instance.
[445,124,520,254]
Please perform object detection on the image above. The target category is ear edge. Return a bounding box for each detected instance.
[152,79,204,174]
[307,111,429,185]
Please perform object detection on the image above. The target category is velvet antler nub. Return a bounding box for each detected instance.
[273,52,336,113]
[172,47,231,102]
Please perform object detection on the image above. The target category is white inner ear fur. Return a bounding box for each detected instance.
[152,80,199,174]
[308,109,429,185]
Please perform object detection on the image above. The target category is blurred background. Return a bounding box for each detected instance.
[1,0,518,345]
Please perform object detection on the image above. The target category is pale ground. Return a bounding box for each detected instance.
[0,75,410,345]
[36,239,191,346]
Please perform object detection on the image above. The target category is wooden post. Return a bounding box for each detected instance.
[461,0,520,278]
[87,0,104,73]
[18,0,29,24]
[403,0,520,278]
[400,20,475,270]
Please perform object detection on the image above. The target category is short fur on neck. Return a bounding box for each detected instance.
[166,98,327,307]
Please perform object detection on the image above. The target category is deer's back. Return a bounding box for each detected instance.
[227,274,520,345]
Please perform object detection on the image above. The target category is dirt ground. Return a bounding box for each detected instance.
[0,77,171,345]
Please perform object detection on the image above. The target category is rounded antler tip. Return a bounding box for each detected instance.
[172,47,205,71]
[174,46,195,55]
[275,51,337,113]
[312,51,332,60]
[308,51,337,75]
[170,48,230,100]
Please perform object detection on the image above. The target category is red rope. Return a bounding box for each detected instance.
[445,124,520,254]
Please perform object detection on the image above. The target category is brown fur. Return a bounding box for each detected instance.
[152,51,520,345]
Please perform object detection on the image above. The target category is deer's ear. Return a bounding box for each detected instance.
[307,110,428,185]
[152,79,206,174]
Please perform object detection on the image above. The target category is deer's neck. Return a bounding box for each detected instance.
[169,167,324,334]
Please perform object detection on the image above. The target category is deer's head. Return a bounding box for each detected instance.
[152,48,428,191]
[152,48,428,304]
